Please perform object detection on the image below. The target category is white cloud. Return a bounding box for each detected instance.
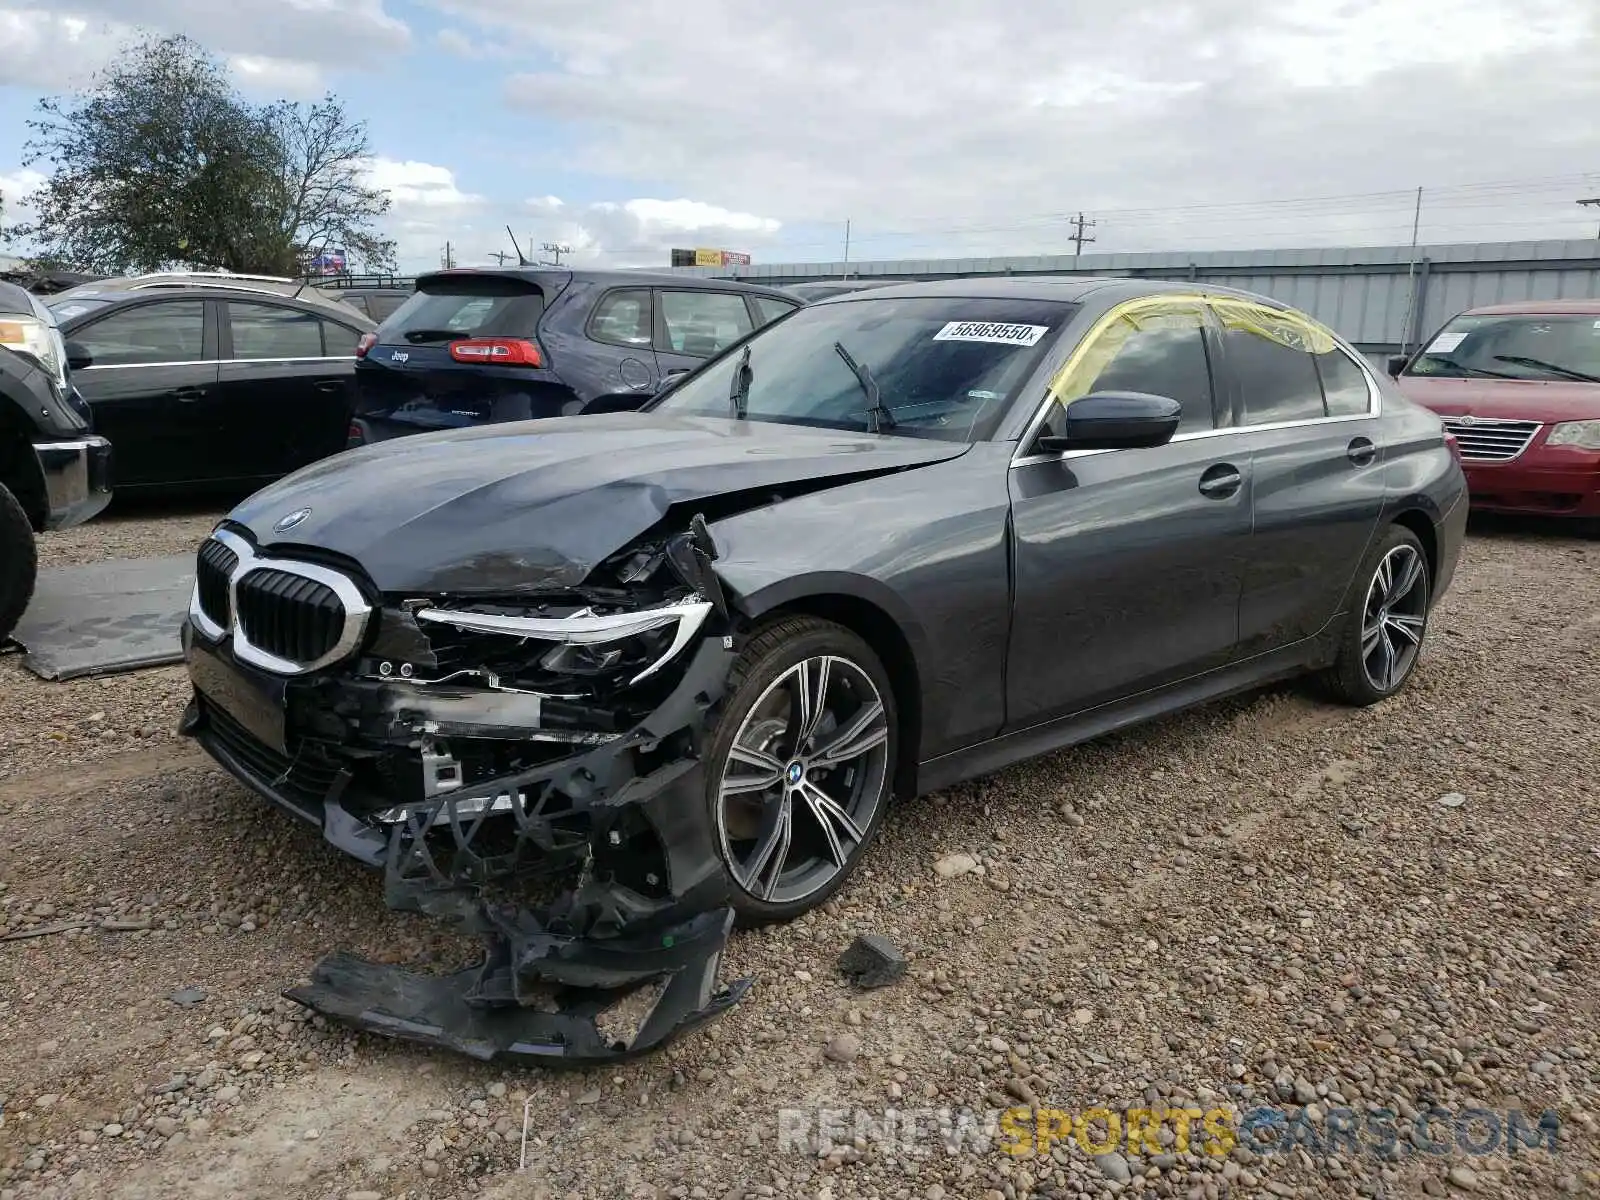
[0,1,409,95]
[0,10,122,87]
[425,0,1600,258]
[364,157,484,208]
[611,198,780,235]
[229,53,324,98]
[0,166,44,224]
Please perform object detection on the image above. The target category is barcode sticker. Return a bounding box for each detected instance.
[933,321,1050,347]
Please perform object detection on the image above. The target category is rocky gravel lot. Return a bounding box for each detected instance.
[1,512,1597,1200]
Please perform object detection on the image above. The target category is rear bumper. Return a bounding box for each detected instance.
[1433,490,1468,604]
[34,436,113,530]
[1461,454,1600,517]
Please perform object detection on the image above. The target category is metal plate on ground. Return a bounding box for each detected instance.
[8,555,193,681]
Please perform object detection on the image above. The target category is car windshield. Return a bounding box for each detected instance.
[651,295,1077,441]
[46,297,112,321]
[379,275,546,344]
[1406,313,1600,383]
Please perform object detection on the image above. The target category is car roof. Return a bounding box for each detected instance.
[49,280,374,325]
[413,266,800,300]
[802,275,1301,309]
[1458,299,1600,316]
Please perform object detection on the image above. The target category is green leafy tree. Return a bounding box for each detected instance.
[11,33,395,275]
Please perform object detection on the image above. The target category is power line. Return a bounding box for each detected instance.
[540,242,572,266]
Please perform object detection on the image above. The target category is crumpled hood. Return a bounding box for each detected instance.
[227,411,970,593]
[1396,375,1600,423]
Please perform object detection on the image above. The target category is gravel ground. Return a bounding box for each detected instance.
[1,512,1597,1200]
[34,499,225,570]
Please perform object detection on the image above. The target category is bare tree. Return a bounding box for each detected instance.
[10,33,395,275]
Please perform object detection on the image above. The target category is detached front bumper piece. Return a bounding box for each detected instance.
[287,908,750,1064]
[183,613,753,1064]
[34,435,112,530]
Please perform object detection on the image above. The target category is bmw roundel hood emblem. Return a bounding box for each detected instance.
[273,507,313,534]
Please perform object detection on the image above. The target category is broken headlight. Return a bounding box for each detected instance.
[414,598,713,686]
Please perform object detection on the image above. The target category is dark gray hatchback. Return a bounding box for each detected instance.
[349,267,802,443]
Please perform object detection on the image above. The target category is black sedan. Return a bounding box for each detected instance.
[47,279,375,492]
[177,277,1468,1062]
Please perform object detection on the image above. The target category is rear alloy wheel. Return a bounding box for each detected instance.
[1326,525,1431,706]
[709,618,896,924]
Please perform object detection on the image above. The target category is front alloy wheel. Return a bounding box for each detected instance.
[709,618,895,923]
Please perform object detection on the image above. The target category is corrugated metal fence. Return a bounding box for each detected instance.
[666,239,1600,371]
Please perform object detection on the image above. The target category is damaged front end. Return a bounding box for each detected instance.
[179,515,751,1063]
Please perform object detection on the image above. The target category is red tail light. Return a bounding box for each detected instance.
[348,421,363,443]
[1444,430,1462,465]
[356,331,377,358]
[449,337,543,367]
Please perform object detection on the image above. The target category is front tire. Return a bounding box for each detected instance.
[0,481,37,644]
[706,616,897,926]
[1325,524,1431,706]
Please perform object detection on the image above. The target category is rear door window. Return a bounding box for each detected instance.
[659,290,754,357]
[381,276,545,344]
[1214,304,1328,426]
[321,320,362,356]
[227,302,323,360]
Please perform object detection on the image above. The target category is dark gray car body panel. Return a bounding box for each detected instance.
[181,275,1468,1064]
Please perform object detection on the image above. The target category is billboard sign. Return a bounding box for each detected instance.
[308,248,348,275]
[672,248,752,267]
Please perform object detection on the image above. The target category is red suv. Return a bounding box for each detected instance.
[1390,299,1600,519]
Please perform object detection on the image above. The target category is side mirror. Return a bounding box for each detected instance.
[1386,355,1407,379]
[65,340,92,371]
[1038,390,1182,453]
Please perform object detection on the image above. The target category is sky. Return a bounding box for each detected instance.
[0,0,1596,274]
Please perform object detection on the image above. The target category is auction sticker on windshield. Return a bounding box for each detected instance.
[933,321,1050,346]
[1427,332,1467,354]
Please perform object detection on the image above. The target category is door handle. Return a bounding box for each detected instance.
[314,381,345,393]
[663,368,691,380]
[170,386,206,402]
[1198,463,1242,499]
[1347,437,1377,466]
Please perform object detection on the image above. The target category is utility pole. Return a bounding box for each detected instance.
[488,249,513,267]
[1579,197,1600,240]
[842,219,851,281]
[541,242,572,266]
[440,241,455,269]
[1069,211,1096,259]
[1398,187,1425,357]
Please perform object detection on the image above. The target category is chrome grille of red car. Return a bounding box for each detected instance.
[1439,416,1541,462]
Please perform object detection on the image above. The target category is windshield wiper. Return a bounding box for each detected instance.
[833,341,895,433]
[729,345,753,419]
[1491,354,1600,383]
[1419,354,1516,380]
[403,328,465,344]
